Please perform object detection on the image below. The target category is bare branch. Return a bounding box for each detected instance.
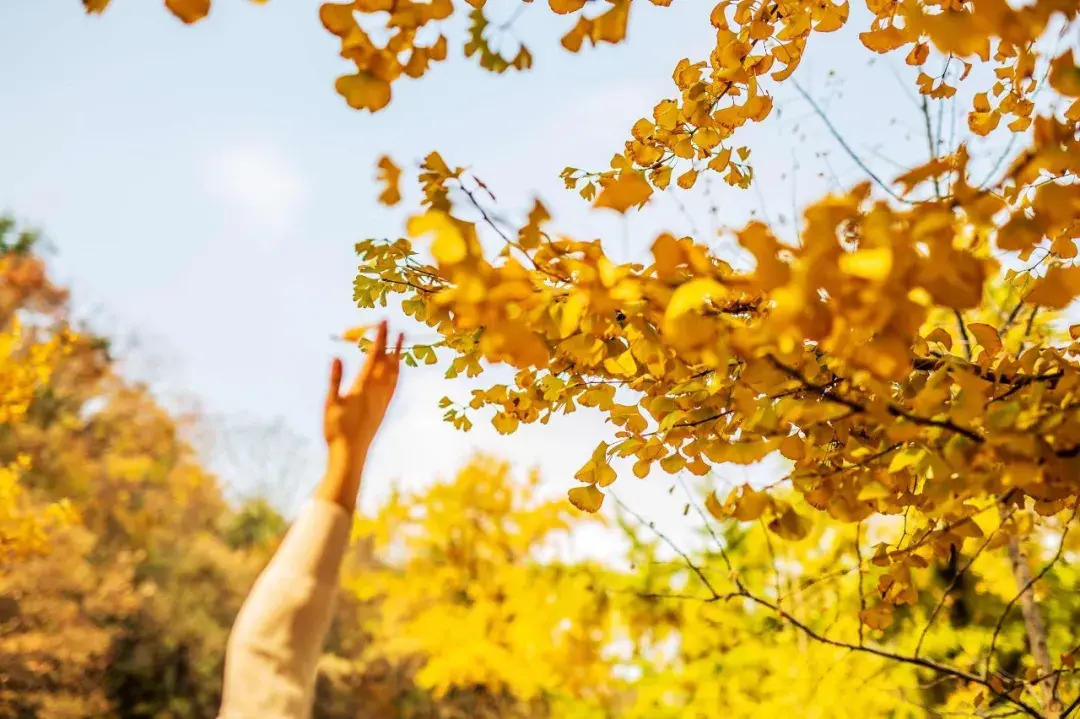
[914,510,1012,658]
[614,492,1045,719]
[792,81,908,204]
[609,492,724,600]
[675,474,744,592]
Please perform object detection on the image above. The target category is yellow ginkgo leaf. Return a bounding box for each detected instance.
[336,72,392,113]
[659,452,685,473]
[951,518,984,539]
[813,0,849,32]
[705,491,724,520]
[1027,265,1080,309]
[376,156,402,206]
[320,2,358,36]
[839,247,893,281]
[549,0,588,13]
[603,348,637,377]
[695,127,721,151]
[724,484,772,522]
[407,211,468,265]
[568,484,604,513]
[967,322,1001,357]
[924,327,953,350]
[341,325,371,343]
[677,169,699,190]
[492,412,519,435]
[594,172,653,213]
[768,504,812,540]
[165,0,211,23]
[82,0,111,13]
[1050,49,1080,97]
[968,110,1001,136]
[859,602,895,630]
[905,41,929,66]
[665,278,727,322]
[859,25,907,53]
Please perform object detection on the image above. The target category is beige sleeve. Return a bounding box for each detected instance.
[218,499,352,719]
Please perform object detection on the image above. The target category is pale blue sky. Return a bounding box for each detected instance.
[1,1,986,557]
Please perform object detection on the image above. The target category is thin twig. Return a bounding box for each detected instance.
[856,522,866,647]
[955,309,972,360]
[793,81,908,204]
[741,593,1043,719]
[675,474,743,590]
[921,95,942,199]
[616,492,1044,719]
[914,510,1012,658]
[761,519,784,604]
[609,492,724,600]
[769,355,985,444]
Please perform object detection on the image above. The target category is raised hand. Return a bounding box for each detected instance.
[319,320,403,511]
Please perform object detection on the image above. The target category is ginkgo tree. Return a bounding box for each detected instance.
[339,2,1080,717]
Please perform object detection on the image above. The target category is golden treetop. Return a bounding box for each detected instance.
[346,456,613,705]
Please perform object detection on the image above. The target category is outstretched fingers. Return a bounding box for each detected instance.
[387,332,404,384]
[327,357,344,407]
[372,320,389,357]
[353,320,389,392]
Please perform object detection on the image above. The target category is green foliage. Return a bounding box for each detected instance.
[0,216,40,256]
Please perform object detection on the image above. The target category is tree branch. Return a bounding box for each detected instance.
[793,81,908,204]
[985,509,1078,685]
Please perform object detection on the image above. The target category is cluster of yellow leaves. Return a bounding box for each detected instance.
[319,0,452,112]
[0,319,78,566]
[0,456,77,569]
[359,100,1080,632]
[100,0,1080,669]
[565,0,846,199]
[83,0,268,25]
[318,0,680,112]
[905,0,1080,137]
[564,0,1079,194]
[0,317,69,425]
[311,0,1080,201]
[705,482,811,540]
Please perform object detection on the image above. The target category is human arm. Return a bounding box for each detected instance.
[218,321,402,718]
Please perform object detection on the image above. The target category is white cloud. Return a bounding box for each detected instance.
[208,142,308,233]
